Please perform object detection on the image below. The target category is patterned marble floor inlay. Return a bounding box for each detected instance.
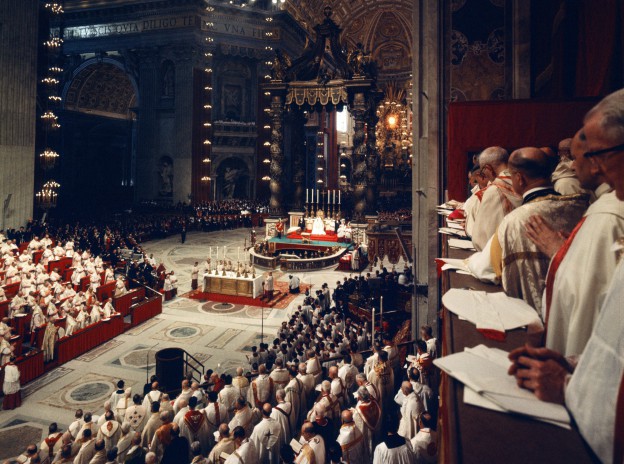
[200,301,246,315]
[76,339,125,362]
[238,332,263,352]
[0,424,45,460]
[110,344,157,371]
[21,367,73,399]
[39,373,137,413]
[124,317,163,336]
[205,328,242,349]
[152,321,214,344]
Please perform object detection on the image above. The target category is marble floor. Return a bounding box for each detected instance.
[0,228,406,459]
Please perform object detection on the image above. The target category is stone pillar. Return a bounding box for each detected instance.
[512,0,531,99]
[290,110,306,211]
[135,48,160,201]
[365,98,380,214]
[351,92,368,220]
[411,0,444,343]
[0,0,38,228]
[269,94,285,217]
[172,45,196,204]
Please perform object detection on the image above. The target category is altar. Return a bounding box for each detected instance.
[203,272,264,298]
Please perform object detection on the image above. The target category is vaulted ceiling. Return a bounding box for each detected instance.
[283,0,413,83]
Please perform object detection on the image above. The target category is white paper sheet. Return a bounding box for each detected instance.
[442,289,543,332]
[448,238,476,250]
[435,345,570,426]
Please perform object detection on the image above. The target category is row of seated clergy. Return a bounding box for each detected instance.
[456,88,624,464]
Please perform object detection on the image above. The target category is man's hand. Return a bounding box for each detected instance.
[524,215,568,258]
[507,344,571,404]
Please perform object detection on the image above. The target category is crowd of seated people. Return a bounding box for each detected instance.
[0,231,129,369]
[376,208,412,223]
[13,280,440,464]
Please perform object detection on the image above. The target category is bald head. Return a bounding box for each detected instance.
[236,367,243,376]
[262,403,272,417]
[341,409,353,424]
[328,366,338,378]
[508,147,555,195]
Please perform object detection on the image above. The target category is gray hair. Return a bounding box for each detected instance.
[585,88,624,144]
[478,146,509,168]
[356,386,370,402]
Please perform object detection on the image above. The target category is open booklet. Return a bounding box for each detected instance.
[442,288,543,334]
[434,344,571,428]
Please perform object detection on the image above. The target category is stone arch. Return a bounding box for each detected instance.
[63,58,138,120]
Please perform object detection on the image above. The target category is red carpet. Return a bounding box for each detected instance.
[180,281,311,309]
[287,230,339,242]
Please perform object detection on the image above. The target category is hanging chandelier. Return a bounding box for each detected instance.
[35,188,58,209]
[39,148,59,170]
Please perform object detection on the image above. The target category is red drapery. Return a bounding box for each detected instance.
[447,99,598,202]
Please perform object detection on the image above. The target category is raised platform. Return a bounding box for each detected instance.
[251,235,352,271]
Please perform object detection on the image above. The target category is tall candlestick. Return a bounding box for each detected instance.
[372,307,376,344]
[380,296,383,331]
[338,190,341,204]
[306,188,309,204]
[317,189,319,204]
[333,190,336,204]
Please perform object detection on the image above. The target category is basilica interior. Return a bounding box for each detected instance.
[0,0,623,463]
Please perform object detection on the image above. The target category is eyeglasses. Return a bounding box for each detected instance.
[583,142,624,159]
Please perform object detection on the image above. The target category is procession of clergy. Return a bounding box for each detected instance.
[454,89,624,464]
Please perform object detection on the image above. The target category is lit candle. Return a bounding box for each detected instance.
[380,296,383,330]
[306,188,309,204]
[338,190,341,204]
[333,190,336,204]
[317,189,319,204]
[371,307,375,344]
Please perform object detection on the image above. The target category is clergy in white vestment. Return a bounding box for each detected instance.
[204,392,228,450]
[338,355,359,397]
[336,410,368,464]
[366,350,394,415]
[73,429,96,464]
[228,397,254,438]
[552,138,586,195]
[97,411,121,451]
[269,358,290,402]
[470,146,522,251]
[509,89,624,464]
[114,423,134,462]
[353,387,382,458]
[395,381,424,441]
[250,404,281,464]
[114,388,132,423]
[140,402,162,448]
[305,350,323,385]
[270,390,292,450]
[179,397,211,455]
[124,395,147,433]
[372,430,414,464]
[311,216,326,235]
[207,424,236,464]
[174,379,193,413]
[2,358,21,410]
[529,131,624,355]
[355,373,380,402]
[489,147,589,313]
[142,383,163,411]
[40,422,64,463]
[232,368,250,400]
[411,412,438,464]
[248,365,275,412]
[219,376,240,421]
[286,365,306,433]
[295,422,325,464]
[224,426,259,464]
